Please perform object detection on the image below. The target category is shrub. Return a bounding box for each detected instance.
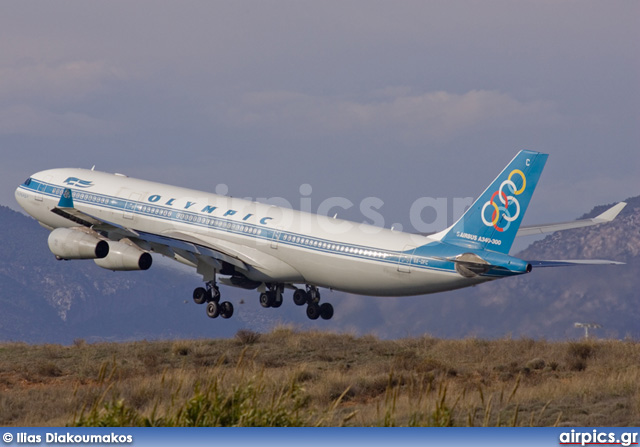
[566,342,596,371]
[171,342,191,356]
[37,361,63,377]
[526,358,546,370]
[567,342,595,360]
[236,330,261,346]
[74,373,313,427]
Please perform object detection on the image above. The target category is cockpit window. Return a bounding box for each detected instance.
[23,178,32,186]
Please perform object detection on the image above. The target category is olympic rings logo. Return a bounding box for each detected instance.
[481,169,526,232]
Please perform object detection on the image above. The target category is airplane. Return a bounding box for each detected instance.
[14,150,625,321]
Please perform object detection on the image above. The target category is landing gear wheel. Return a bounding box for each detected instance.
[293,289,308,306]
[306,303,321,320]
[193,287,207,305]
[272,294,283,308]
[220,301,234,319]
[206,301,220,318]
[260,292,274,308]
[320,303,334,320]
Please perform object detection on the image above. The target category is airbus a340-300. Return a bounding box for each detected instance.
[15,151,625,321]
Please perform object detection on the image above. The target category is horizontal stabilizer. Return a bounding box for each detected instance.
[528,259,625,268]
[517,202,626,237]
[435,252,532,278]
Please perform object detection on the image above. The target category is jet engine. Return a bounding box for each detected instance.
[94,239,152,271]
[47,227,109,260]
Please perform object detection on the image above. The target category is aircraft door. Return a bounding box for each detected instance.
[124,192,142,220]
[270,228,282,249]
[397,245,416,273]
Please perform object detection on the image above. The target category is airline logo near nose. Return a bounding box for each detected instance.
[63,177,94,188]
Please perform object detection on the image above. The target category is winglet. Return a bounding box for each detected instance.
[516,201,627,237]
[594,202,626,223]
[58,188,74,208]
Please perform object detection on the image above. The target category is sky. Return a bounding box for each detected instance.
[1,0,638,235]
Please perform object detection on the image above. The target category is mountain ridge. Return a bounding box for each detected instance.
[0,196,637,343]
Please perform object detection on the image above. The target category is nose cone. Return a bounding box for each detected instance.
[15,177,35,214]
[15,184,28,210]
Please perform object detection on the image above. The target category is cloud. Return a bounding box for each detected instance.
[225,89,559,143]
[0,60,127,136]
[0,104,118,137]
[0,60,126,105]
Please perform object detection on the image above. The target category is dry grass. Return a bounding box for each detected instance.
[0,332,638,426]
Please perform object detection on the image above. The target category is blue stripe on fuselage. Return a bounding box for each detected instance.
[18,180,520,279]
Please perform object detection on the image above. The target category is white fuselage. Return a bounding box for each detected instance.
[15,168,488,296]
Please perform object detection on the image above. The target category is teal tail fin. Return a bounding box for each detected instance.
[440,150,548,254]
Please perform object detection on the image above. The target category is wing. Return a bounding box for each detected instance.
[51,188,293,284]
[516,202,626,237]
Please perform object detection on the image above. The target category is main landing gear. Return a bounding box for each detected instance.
[292,285,334,320]
[259,284,284,309]
[192,280,333,321]
[260,285,333,320]
[262,284,333,320]
[192,280,234,319]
